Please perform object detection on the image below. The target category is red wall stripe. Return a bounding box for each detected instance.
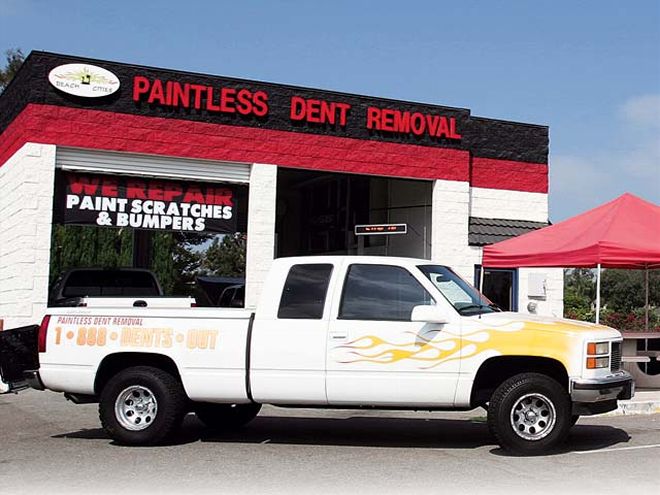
[472,157,548,193]
[0,104,547,193]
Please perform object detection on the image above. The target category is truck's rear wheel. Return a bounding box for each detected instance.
[194,402,261,430]
[487,372,571,455]
[99,366,186,445]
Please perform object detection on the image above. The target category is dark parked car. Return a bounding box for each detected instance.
[48,268,163,307]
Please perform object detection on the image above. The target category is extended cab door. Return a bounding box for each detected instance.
[250,261,336,404]
[326,262,461,407]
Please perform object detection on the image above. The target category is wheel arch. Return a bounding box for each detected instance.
[470,355,569,408]
[94,352,183,395]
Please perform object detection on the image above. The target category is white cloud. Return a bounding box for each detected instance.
[621,94,660,128]
[550,94,660,221]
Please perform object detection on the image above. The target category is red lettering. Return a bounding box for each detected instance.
[236,89,253,115]
[147,182,165,201]
[252,91,269,117]
[190,84,205,109]
[320,101,334,125]
[449,117,462,139]
[163,183,183,202]
[101,178,118,197]
[206,87,220,112]
[126,180,147,199]
[182,186,205,203]
[132,76,151,101]
[213,188,233,206]
[173,82,190,107]
[336,103,351,126]
[165,81,173,106]
[306,99,322,123]
[410,113,425,136]
[68,176,100,195]
[147,79,165,104]
[381,109,395,131]
[220,88,236,113]
[366,107,381,130]
[436,117,449,138]
[394,111,410,133]
[426,115,440,136]
[290,96,306,121]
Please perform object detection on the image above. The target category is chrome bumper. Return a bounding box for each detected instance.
[570,371,634,415]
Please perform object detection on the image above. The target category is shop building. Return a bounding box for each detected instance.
[0,52,562,328]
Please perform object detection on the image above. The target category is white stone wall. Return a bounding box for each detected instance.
[0,143,56,329]
[518,267,564,317]
[467,186,564,317]
[470,187,548,222]
[431,180,475,280]
[244,163,277,309]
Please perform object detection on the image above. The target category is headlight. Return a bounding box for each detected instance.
[587,342,609,355]
[587,356,610,369]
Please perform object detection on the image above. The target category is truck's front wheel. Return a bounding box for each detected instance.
[99,366,186,445]
[487,373,571,455]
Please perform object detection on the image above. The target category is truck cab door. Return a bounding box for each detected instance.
[326,263,461,407]
[249,263,336,405]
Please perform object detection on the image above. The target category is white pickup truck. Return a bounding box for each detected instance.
[0,256,633,454]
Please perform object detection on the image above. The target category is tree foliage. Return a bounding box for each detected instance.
[564,267,659,330]
[601,269,660,312]
[0,48,24,93]
[202,233,246,277]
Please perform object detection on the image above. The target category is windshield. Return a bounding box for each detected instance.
[417,265,501,316]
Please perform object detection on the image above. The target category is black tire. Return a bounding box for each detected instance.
[99,366,187,446]
[487,372,571,455]
[194,402,261,430]
[570,415,580,427]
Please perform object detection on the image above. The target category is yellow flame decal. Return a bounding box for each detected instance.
[333,320,576,370]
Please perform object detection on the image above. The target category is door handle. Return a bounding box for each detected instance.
[329,331,348,341]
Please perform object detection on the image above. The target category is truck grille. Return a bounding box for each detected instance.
[611,342,622,371]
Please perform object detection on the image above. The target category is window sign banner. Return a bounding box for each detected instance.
[54,172,237,233]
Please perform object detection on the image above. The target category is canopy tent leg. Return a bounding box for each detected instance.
[595,263,602,324]
[645,265,649,331]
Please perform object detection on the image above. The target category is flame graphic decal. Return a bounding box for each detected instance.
[333,320,576,370]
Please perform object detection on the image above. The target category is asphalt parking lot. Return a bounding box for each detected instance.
[0,390,658,495]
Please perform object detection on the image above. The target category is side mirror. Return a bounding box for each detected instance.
[411,305,449,324]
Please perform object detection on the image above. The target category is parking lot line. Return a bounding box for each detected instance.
[573,443,660,455]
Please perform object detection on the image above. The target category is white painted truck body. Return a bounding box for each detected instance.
[1,256,634,453]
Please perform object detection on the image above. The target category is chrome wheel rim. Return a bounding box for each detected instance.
[115,386,158,431]
[510,393,556,441]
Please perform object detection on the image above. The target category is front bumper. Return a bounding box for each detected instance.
[570,371,634,415]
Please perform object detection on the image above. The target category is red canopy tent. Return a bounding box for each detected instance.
[482,193,660,324]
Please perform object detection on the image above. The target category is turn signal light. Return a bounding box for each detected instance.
[586,356,609,369]
[587,342,609,355]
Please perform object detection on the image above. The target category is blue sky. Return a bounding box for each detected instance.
[1,0,658,221]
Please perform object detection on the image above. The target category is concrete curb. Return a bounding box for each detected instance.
[604,390,660,416]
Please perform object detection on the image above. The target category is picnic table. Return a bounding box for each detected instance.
[621,332,660,389]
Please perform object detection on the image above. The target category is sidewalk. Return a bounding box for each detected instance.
[606,389,660,416]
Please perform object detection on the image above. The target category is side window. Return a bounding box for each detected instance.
[339,264,433,321]
[278,264,334,319]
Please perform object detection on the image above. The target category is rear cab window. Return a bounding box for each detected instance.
[278,264,334,319]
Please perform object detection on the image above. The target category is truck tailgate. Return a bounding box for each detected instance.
[0,325,39,392]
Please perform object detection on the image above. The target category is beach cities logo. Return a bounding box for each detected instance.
[48,63,120,98]
[54,172,237,234]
